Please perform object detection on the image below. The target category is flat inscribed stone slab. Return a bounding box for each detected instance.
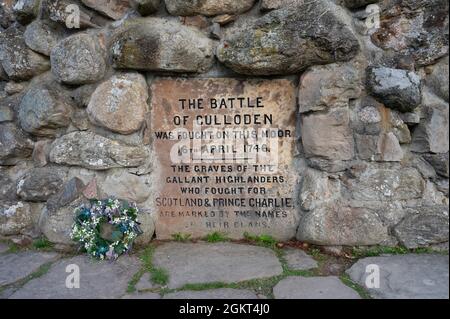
[150,78,299,240]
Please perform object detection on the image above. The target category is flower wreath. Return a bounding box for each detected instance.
[70,199,143,260]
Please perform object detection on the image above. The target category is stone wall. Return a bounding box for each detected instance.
[1,0,448,250]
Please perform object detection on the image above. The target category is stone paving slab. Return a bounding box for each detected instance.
[346,254,449,299]
[163,288,258,299]
[273,276,361,299]
[0,251,59,286]
[122,292,161,299]
[153,242,283,289]
[135,273,154,291]
[0,242,9,254]
[9,255,141,299]
[283,248,318,270]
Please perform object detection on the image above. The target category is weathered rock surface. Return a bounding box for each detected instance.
[81,0,132,20]
[87,73,148,134]
[340,0,378,9]
[99,170,151,203]
[51,33,106,85]
[111,18,214,73]
[425,56,449,102]
[301,108,354,160]
[297,203,389,245]
[0,123,34,165]
[0,170,17,201]
[394,206,449,249]
[0,251,59,286]
[217,0,360,75]
[12,0,41,24]
[24,19,66,56]
[164,289,258,299]
[153,242,283,289]
[0,201,37,236]
[371,0,449,66]
[411,91,449,154]
[283,248,318,270]
[39,177,85,245]
[366,67,421,113]
[49,131,149,170]
[9,255,141,299]
[299,62,362,113]
[0,103,14,123]
[165,0,255,16]
[0,26,50,81]
[18,81,74,137]
[423,153,449,177]
[260,0,302,11]
[16,168,65,202]
[347,254,449,299]
[273,276,361,299]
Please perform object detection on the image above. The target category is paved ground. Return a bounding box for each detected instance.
[0,242,448,299]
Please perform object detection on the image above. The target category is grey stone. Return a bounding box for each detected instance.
[0,1,15,29]
[0,103,14,123]
[49,131,149,170]
[297,203,389,246]
[260,0,302,11]
[10,255,141,299]
[423,153,449,177]
[153,242,283,289]
[340,0,378,9]
[343,167,425,201]
[51,33,106,85]
[0,123,34,166]
[425,56,449,102]
[346,254,449,299]
[273,276,361,299]
[42,0,106,29]
[411,91,449,154]
[164,288,258,299]
[39,177,86,245]
[366,67,421,113]
[87,73,148,134]
[370,0,448,66]
[133,0,160,16]
[283,248,318,270]
[217,0,359,75]
[0,251,59,286]
[12,0,41,24]
[165,0,255,16]
[99,170,152,203]
[111,18,214,73]
[0,171,16,201]
[376,132,404,162]
[394,206,449,249]
[24,19,66,57]
[16,168,66,202]
[18,81,74,137]
[0,26,50,81]
[301,108,354,160]
[81,0,132,20]
[299,62,362,113]
[299,168,341,211]
[0,201,38,236]
[122,292,161,299]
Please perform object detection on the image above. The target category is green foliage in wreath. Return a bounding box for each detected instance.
[70,199,143,260]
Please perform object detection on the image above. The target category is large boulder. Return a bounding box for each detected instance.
[16,168,66,202]
[110,18,214,73]
[18,81,74,137]
[0,123,34,166]
[39,177,86,246]
[217,0,360,75]
[98,170,152,203]
[371,0,449,66]
[366,67,421,113]
[51,33,107,85]
[87,73,148,134]
[24,19,66,56]
[49,131,149,170]
[301,108,354,161]
[297,202,389,245]
[165,0,255,16]
[394,206,449,249]
[81,0,132,20]
[0,26,50,81]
